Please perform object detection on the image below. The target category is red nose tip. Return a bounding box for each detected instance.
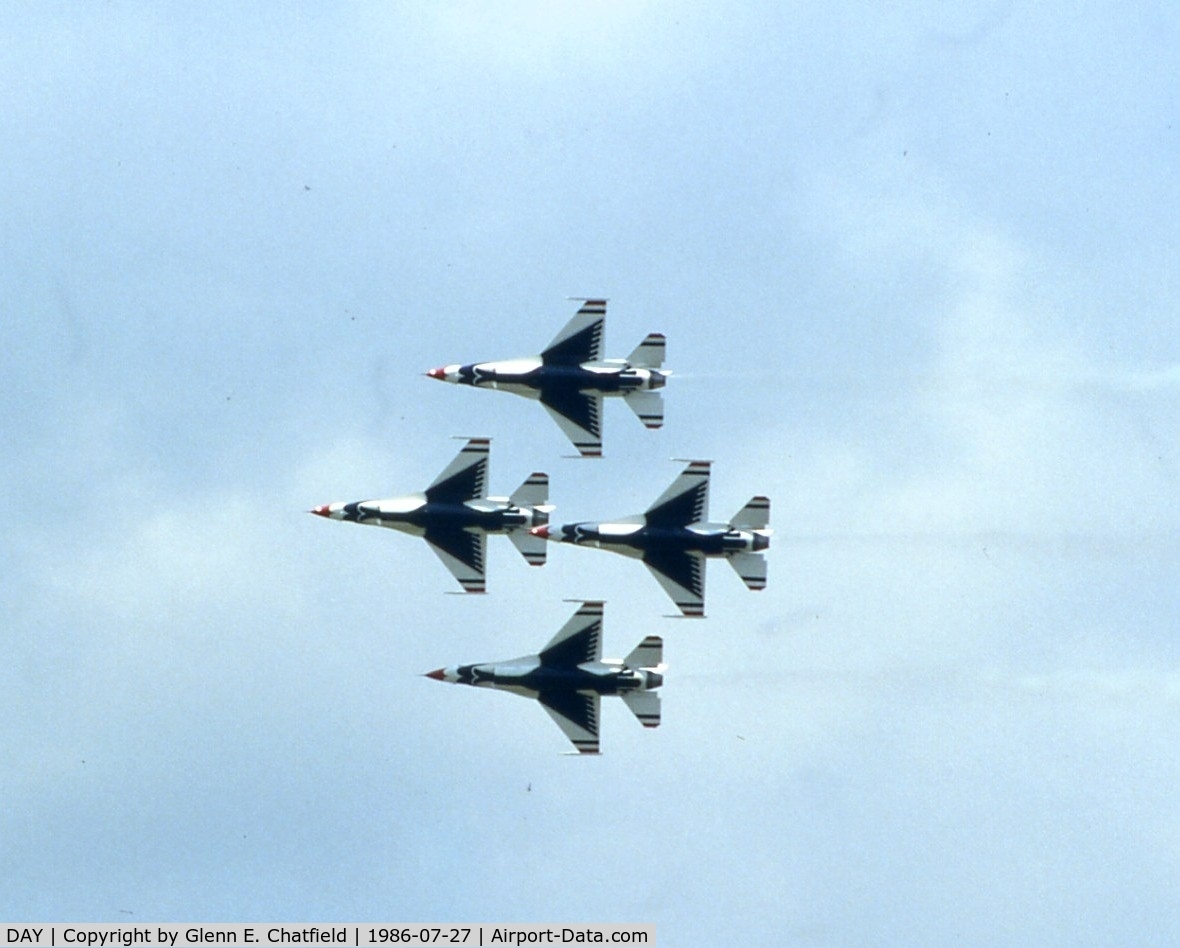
[425,367,446,380]
[423,668,446,681]
[309,504,332,518]
[529,525,550,539]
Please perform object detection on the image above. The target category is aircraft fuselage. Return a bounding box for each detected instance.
[436,359,667,398]
[438,658,663,697]
[315,494,548,537]
[548,520,771,557]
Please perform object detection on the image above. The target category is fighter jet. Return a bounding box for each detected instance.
[425,299,668,458]
[531,460,770,617]
[309,437,552,593]
[424,600,664,754]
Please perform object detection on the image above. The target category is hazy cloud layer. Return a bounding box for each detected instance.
[3,3,1178,944]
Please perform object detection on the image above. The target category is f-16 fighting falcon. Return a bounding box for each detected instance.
[425,299,668,458]
[531,460,770,618]
[424,600,664,754]
[309,437,552,594]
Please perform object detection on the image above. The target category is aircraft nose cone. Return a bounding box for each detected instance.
[425,367,446,380]
[309,504,332,518]
[529,524,550,540]
[423,668,446,681]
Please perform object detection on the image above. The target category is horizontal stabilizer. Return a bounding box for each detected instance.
[627,332,666,369]
[624,635,663,670]
[621,690,661,729]
[731,495,770,530]
[623,389,664,430]
[509,471,549,508]
[727,552,767,591]
[507,527,548,567]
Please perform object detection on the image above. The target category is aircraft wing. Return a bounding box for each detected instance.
[540,389,603,458]
[643,548,706,617]
[540,299,606,366]
[424,437,489,503]
[644,460,710,527]
[537,689,600,754]
[538,601,604,667]
[423,526,487,594]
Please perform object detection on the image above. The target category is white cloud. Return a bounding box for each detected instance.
[791,176,1180,539]
[425,0,672,77]
[48,494,307,625]
[4,1,1179,932]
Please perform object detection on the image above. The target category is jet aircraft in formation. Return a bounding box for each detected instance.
[426,299,668,458]
[532,460,771,618]
[314,300,771,751]
[424,600,664,754]
[310,437,551,594]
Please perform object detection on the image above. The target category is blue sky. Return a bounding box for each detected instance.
[3,3,1179,944]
